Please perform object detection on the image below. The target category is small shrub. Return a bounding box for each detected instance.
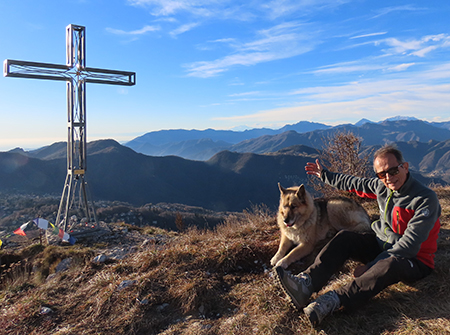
[310,130,373,199]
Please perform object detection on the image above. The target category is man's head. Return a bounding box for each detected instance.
[373,145,409,191]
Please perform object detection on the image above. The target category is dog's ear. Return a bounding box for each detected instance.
[278,182,286,194]
[296,184,306,198]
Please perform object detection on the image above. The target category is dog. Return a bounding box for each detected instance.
[271,183,371,269]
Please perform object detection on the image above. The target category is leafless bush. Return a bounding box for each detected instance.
[309,130,373,199]
[175,212,185,231]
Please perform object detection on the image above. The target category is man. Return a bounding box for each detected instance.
[274,145,441,326]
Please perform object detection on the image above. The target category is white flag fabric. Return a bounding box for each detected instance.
[34,218,49,230]
[62,232,70,242]
[20,221,31,231]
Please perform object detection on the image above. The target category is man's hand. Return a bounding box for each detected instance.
[305,159,323,178]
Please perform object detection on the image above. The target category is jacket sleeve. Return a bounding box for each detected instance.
[371,220,401,248]
[321,169,379,199]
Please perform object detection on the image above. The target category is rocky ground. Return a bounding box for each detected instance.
[0,192,244,257]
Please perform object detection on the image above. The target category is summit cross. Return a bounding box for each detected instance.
[3,24,136,232]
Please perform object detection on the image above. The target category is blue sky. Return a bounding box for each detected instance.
[1,0,450,151]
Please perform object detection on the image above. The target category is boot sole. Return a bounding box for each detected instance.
[274,266,309,311]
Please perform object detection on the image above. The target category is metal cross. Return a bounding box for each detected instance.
[3,24,136,232]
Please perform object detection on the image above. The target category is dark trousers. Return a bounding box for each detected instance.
[303,230,432,310]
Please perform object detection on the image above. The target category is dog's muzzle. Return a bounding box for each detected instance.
[284,218,296,227]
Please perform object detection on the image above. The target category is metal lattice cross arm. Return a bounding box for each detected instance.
[3,24,136,232]
[4,59,136,85]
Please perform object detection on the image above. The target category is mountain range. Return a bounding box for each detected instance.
[2,117,450,212]
[1,140,319,212]
[125,117,450,160]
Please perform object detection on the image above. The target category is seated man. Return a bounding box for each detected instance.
[274,145,441,326]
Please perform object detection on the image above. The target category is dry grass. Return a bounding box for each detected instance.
[1,188,450,334]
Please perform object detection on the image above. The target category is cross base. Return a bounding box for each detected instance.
[57,170,98,231]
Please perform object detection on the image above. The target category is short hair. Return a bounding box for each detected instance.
[373,144,405,167]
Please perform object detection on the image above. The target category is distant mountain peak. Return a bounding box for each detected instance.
[229,125,252,131]
[355,118,374,127]
[383,116,419,122]
[8,147,26,154]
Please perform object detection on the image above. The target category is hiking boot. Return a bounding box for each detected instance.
[274,266,313,310]
[303,290,341,326]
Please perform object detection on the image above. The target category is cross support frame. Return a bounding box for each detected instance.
[4,24,136,232]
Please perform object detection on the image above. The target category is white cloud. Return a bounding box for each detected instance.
[350,32,387,39]
[290,78,424,102]
[312,62,387,75]
[128,0,229,17]
[214,64,450,125]
[106,25,160,35]
[313,33,450,79]
[371,5,425,19]
[184,21,318,77]
[215,89,450,125]
[229,91,261,97]
[311,61,416,76]
[382,38,422,55]
[261,0,352,20]
[184,53,272,77]
[170,22,200,37]
[411,46,438,57]
[420,62,450,80]
[380,34,450,57]
[387,63,416,72]
[129,0,352,21]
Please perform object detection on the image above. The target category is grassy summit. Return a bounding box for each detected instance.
[1,187,450,334]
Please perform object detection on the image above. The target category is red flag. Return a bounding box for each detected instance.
[58,229,65,239]
[13,228,27,236]
[13,221,34,236]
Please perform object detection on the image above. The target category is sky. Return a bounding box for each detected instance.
[0,0,450,151]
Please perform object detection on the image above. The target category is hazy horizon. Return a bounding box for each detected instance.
[1,1,449,151]
[0,115,442,152]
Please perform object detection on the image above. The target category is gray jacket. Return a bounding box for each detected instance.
[321,170,441,268]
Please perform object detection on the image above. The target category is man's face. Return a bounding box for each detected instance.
[374,153,409,191]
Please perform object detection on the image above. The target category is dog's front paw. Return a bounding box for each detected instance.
[270,254,282,267]
[275,258,290,269]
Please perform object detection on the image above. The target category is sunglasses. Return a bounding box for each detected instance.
[376,164,403,179]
